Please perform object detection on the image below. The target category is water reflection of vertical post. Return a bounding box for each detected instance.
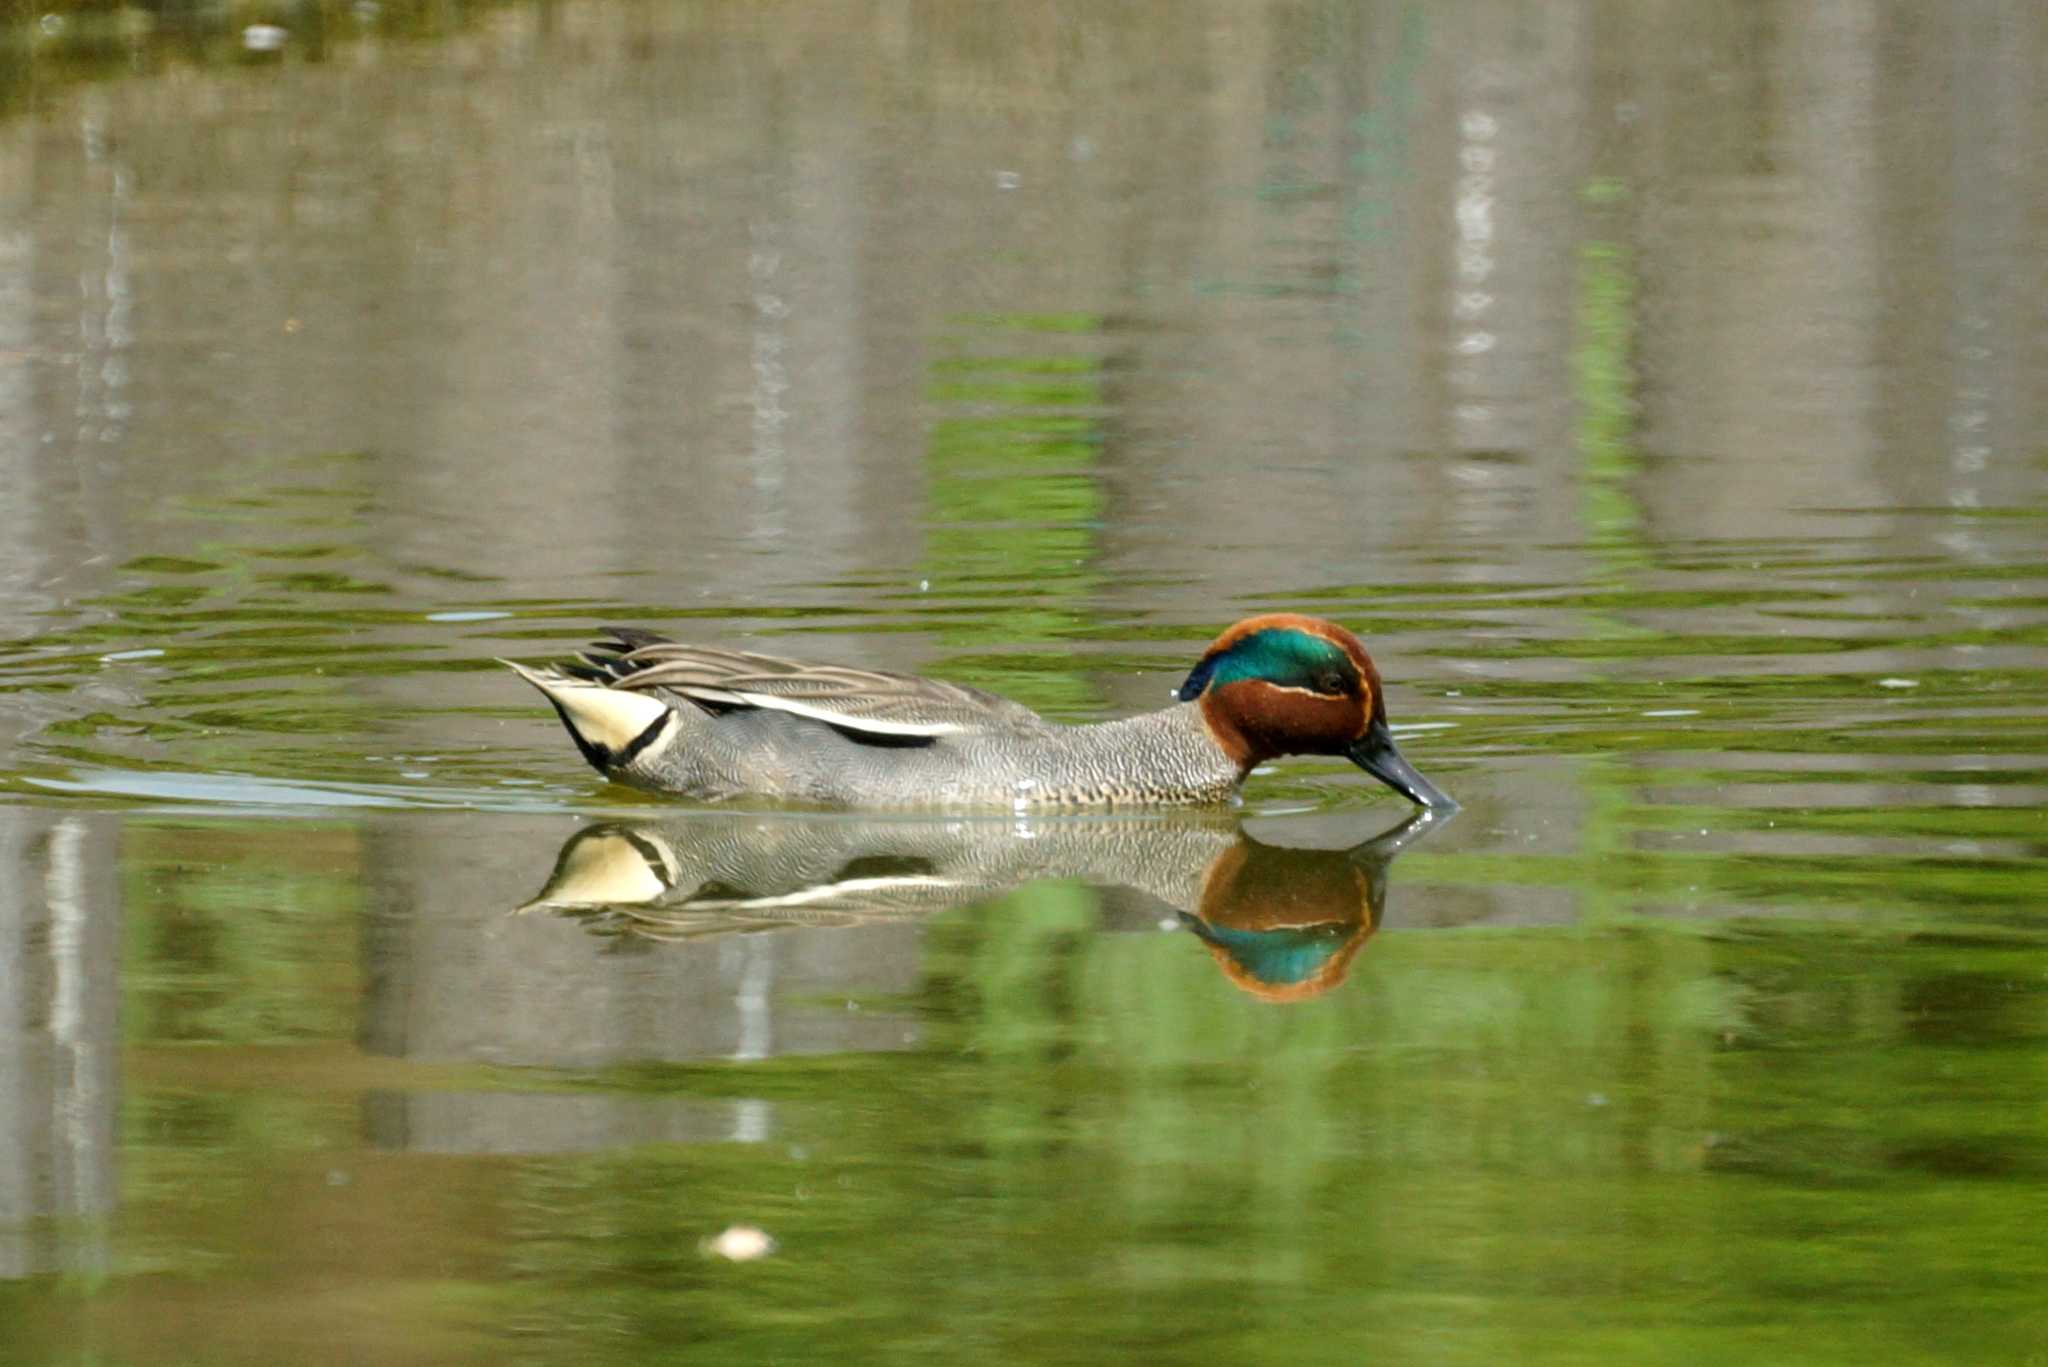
[0,813,118,1280]
[747,215,790,545]
[1448,106,1499,451]
[1422,6,1588,547]
[74,92,132,450]
[45,819,113,1274]
[1936,3,2040,549]
[725,934,775,1063]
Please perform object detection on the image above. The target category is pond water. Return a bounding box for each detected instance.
[3,2,2047,1362]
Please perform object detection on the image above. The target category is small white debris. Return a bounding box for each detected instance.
[1877,678,1919,689]
[918,579,930,592]
[1445,690,1462,698]
[426,610,510,622]
[1641,708,1698,718]
[1586,1093,1608,1108]
[100,648,165,662]
[1157,917,1179,932]
[703,1225,775,1262]
[242,23,287,50]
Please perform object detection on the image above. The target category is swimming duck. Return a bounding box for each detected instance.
[504,613,1455,810]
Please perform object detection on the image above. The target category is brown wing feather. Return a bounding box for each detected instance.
[577,630,1044,737]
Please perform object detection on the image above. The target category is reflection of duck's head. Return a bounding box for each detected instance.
[1183,809,1440,1003]
[1184,843,1377,1002]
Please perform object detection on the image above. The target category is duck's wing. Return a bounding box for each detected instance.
[563,628,1045,739]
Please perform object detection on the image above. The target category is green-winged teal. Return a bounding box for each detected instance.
[504,614,1456,810]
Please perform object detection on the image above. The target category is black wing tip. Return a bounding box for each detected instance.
[559,657,612,684]
[597,625,674,650]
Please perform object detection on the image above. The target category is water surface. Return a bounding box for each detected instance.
[2,2,2047,1362]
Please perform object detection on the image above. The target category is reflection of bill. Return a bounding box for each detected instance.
[519,807,1450,1002]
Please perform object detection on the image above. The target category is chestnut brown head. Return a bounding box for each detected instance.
[1176,614,1456,810]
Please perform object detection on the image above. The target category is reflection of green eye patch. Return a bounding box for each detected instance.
[1189,921,1351,985]
[1176,629,1358,701]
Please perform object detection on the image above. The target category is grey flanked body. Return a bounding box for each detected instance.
[623,702,1242,807]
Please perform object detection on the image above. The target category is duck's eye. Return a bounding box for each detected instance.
[1314,670,1347,695]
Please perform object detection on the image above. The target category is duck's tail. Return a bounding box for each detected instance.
[502,659,675,774]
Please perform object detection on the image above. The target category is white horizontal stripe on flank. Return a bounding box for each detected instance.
[681,875,964,910]
[725,692,965,736]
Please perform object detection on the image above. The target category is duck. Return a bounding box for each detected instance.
[503,613,1456,810]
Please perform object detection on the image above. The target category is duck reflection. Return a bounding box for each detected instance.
[518,807,1449,1001]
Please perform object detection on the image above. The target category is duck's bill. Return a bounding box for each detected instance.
[1346,718,1458,812]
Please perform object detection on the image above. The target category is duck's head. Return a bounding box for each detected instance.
[1176,613,1456,811]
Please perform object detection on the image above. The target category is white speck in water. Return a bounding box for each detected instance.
[995,170,1020,190]
[703,1226,775,1262]
[242,23,287,50]
[1445,690,1462,697]
[1586,1093,1609,1108]
[1453,330,1496,356]
[1641,708,1699,718]
[426,610,510,622]
[1158,918,1178,932]
[400,771,428,780]
[1877,678,1919,689]
[99,648,164,662]
[39,13,64,35]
